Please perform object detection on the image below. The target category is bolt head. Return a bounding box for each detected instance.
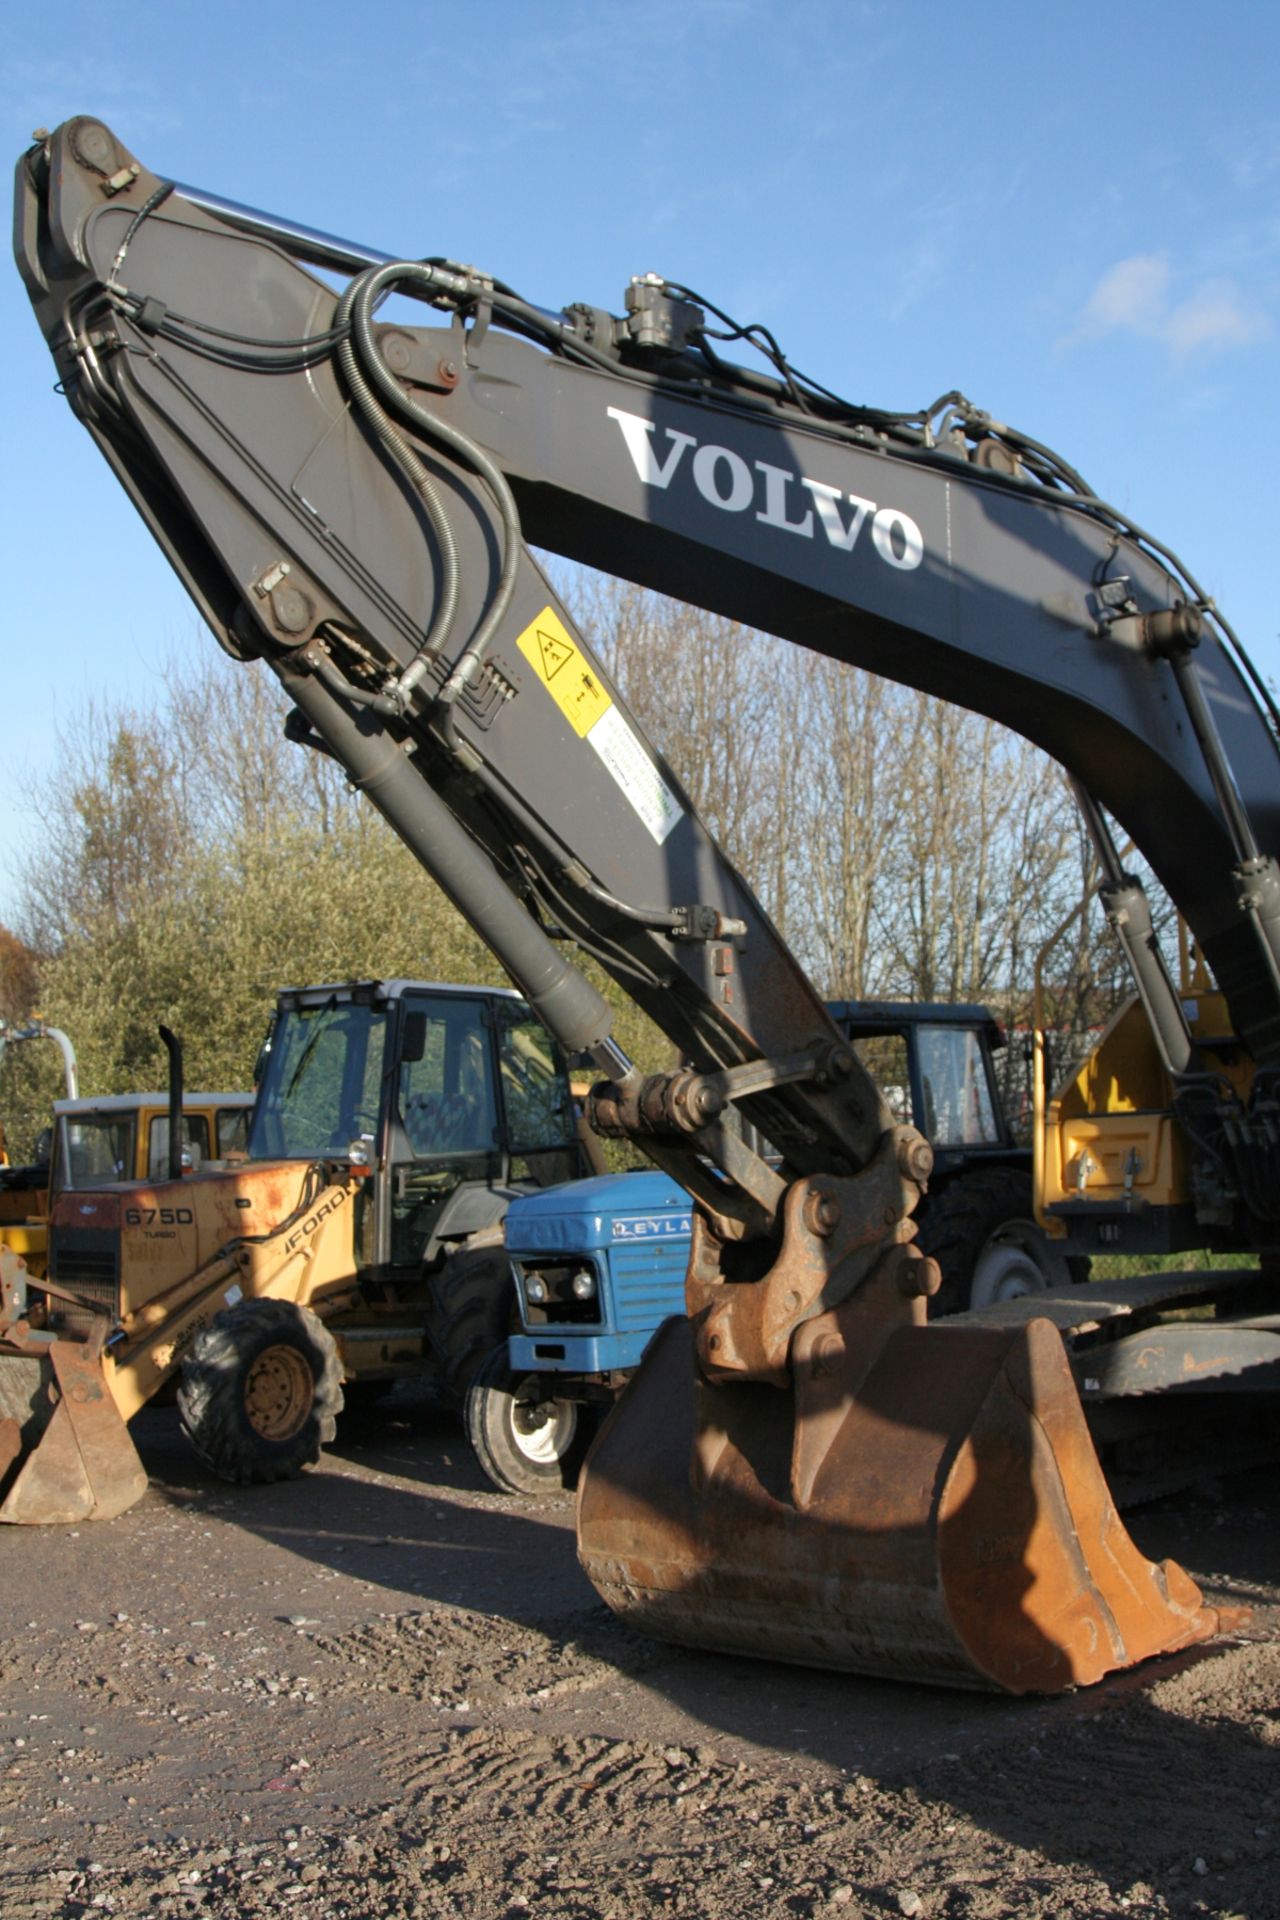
[271,585,313,635]
[897,1135,934,1184]
[803,1189,840,1237]
[897,1253,942,1298]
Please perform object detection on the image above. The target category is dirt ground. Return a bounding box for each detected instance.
[1,1392,1277,1920]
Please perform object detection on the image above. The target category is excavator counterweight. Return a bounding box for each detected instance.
[15,118,1278,1688]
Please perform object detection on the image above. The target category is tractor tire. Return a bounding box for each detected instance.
[915,1166,1082,1317]
[422,1228,516,1408]
[177,1297,343,1484]
[465,1344,595,1496]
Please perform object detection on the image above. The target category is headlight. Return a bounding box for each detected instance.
[525,1275,548,1304]
[571,1268,596,1300]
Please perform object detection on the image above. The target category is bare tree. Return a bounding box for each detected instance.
[16,583,1141,1125]
[562,571,1125,1045]
[163,648,361,846]
[20,702,190,950]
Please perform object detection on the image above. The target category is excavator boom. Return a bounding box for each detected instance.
[15,119,1273,1687]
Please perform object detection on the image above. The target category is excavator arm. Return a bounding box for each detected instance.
[16,119,1272,1689]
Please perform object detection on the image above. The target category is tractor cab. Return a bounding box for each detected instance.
[246,980,583,1281]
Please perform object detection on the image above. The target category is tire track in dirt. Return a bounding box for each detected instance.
[300,1602,667,1712]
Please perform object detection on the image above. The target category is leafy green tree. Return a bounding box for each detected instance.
[12,585,1135,1162]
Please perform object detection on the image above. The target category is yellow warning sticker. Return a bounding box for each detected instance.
[516,607,613,738]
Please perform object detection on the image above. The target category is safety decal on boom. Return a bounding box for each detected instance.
[517,608,611,736]
[516,607,683,845]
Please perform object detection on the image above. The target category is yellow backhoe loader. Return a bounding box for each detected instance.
[0,981,590,1525]
[2,1028,250,1282]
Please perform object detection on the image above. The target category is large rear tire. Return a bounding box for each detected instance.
[465,1344,594,1495]
[423,1228,515,1406]
[178,1298,343,1484]
[916,1166,1080,1316]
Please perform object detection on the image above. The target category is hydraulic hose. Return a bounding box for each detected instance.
[345,263,525,725]
[333,278,461,712]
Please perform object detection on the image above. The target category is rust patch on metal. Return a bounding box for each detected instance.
[0,1336,146,1525]
[578,1305,1218,1694]
[686,1128,925,1386]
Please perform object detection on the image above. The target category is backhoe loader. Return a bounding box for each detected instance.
[1,1028,251,1282]
[0,978,587,1524]
[15,118,1280,1691]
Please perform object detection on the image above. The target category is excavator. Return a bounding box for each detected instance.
[14,117,1280,1694]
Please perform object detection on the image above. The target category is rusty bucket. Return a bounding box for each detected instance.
[0,1339,147,1525]
[577,1301,1218,1694]
[0,1244,146,1525]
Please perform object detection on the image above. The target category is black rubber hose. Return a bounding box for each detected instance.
[334,275,461,706]
[346,263,524,717]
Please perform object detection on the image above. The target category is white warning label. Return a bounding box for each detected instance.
[586,703,683,845]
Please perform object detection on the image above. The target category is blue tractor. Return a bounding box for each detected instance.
[467,1001,1071,1494]
[466,1168,692,1494]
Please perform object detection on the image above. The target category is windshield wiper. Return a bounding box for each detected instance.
[284,995,338,1098]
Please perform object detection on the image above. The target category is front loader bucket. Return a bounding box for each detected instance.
[578,1309,1219,1694]
[0,1342,147,1526]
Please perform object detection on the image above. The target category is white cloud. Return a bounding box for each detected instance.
[1162,280,1270,356]
[1065,252,1270,360]
[1080,254,1170,333]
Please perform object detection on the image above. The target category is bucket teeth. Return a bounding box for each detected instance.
[577,1311,1218,1694]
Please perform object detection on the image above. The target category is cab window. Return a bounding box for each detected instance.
[247,1000,390,1159]
[398,999,498,1158]
[499,1015,575,1152]
[916,1025,1000,1146]
[850,1032,912,1126]
[148,1114,212,1178]
[62,1115,136,1189]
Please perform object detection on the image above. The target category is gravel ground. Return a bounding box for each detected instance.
[1,1392,1277,1920]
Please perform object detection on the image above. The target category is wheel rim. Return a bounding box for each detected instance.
[969,1223,1065,1310]
[509,1391,578,1466]
[243,1343,314,1442]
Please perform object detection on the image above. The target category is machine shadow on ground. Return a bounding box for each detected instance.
[120,1392,1280,1912]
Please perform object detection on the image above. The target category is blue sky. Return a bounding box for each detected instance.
[3,0,1278,927]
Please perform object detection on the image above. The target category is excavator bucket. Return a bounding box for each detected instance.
[578,1305,1219,1694]
[0,1343,147,1527]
